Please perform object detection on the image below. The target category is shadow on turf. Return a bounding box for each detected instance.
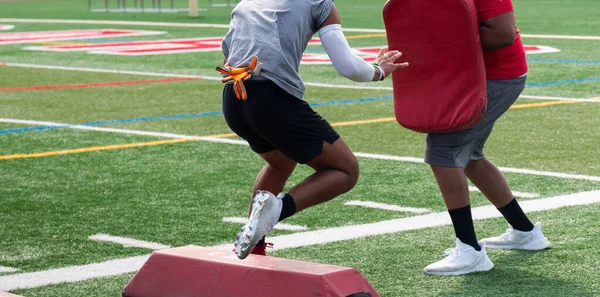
[439,249,595,297]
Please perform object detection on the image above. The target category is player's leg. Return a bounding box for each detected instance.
[229,80,359,259]
[423,137,493,275]
[466,77,550,250]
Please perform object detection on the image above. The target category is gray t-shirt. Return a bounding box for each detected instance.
[221,0,333,99]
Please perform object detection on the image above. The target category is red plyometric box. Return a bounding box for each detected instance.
[122,246,379,297]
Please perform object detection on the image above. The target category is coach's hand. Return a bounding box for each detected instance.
[374,48,408,80]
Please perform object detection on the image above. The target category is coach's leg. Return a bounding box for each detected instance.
[430,165,480,250]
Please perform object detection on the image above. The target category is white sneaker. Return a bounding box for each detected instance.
[481,222,551,250]
[423,239,494,276]
[234,191,282,260]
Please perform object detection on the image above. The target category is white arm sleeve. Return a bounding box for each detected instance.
[318,24,376,82]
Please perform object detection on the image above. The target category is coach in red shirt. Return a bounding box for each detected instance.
[423,0,551,276]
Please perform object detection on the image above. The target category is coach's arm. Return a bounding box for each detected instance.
[479,11,516,51]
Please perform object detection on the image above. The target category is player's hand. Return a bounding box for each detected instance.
[375,48,409,79]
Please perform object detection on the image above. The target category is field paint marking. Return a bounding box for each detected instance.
[509,100,580,109]
[3,63,222,81]
[222,217,309,231]
[0,77,198,92]
[89,234,172,250]
[2,19,600,40]
[0,256,150,291]
[344,201,431,213]
[520,95,600,103]
[0,133,236,161]
[259,190,600,251]
[2,190,599,291]
[1,118,600,182]
[4,64,600,101]
[0,291,23,297]
[0,25,15,31]
[0,267,18,273]
[352,152,600,182]
[0,98,576,160]
[468,186,540,199]
[345,33,387,40]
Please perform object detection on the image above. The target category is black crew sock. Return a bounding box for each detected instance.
[256,237,265,247]
[448,205,481,251]
[498,198,534,232]
[278,193,296,222]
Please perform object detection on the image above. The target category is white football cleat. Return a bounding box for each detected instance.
[424,239,494,276]
[481,222,551,250]
[234,191,282,260]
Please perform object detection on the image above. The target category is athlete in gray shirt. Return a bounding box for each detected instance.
[220,0,408,259]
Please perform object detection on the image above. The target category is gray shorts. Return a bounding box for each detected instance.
[425,76,527,168]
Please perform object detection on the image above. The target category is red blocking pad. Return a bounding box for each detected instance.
[383,0,487,133]
[121,246,380,297]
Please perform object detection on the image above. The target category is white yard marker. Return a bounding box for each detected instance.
[222,217,309,231]
[2,190,599,291]
[344,201,431,213]
[0,267,18,274]
[1,118,600,182]
[89,234,172,250]
[468,186,540,198]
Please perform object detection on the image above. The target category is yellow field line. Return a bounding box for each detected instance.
[0,100,582,161]
[0,133,236,161]
[331,117,395,127]
[345,33,387,40]
[509,100,579,109]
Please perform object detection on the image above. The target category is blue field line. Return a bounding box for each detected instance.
[1,75,598,136]
[526,58,600,65]
[0,95,394,135]
[526,77,600,87]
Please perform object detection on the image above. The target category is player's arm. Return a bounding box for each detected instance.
[317,4,407,82]
[479,11,516,51]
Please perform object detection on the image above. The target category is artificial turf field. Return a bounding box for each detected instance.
[0,0,599,296]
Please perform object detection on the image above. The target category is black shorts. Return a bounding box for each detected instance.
[222,80,340,164]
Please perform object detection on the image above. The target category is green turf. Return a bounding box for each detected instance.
[0,0,599,295]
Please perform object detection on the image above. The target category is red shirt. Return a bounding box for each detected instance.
[475,0,528,80]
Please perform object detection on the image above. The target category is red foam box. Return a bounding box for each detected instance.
[122,246,379,297]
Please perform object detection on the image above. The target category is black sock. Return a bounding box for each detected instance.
[257,237,265,247]
[278,193,296,222]
[498,198,534,232]
[448,205,481,251]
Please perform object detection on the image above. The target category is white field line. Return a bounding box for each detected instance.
[468,186,540,199]
[519,95,600,103]
[3,64,600,102]
[89,234,172,250]
[344,200,431,213]
[0,256,150,291]
[1,118,600,182]
[0,267,18,273]
[2,190,599,291]
[222,217,309,231]
[2,19,600,40]
[0,291,23,297]
[3,63,220,81]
